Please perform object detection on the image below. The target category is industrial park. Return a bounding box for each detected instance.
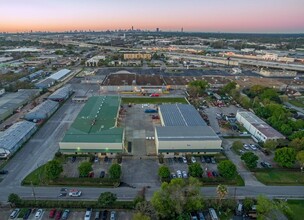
[1,1,304,219]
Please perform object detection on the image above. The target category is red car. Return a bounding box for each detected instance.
[150,93,160,97]
[55,210,62,220]
[49,208,56,218]
[207,171,213,178]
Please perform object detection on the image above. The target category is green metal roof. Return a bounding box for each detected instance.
[61,96,123,143]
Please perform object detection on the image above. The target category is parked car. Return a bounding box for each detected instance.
[55,210,62,220]
[61,209,69,220]
[88,171,94,178]
[99,171,105,178]
[260,161,272,168]
[198,211,205,220]
[182,157,187,163]
[23,209,32,220]
[0,170,8,174]
[176,170,182,178]
[101,210,108,220]
[110,211,116,220]
[250,144,257,151]
[207,171,213,178]
[191,157,196,163]
[71,156,76,163]
[94,156,99,163]
[204,156,211,163]
[104,156,109,162]
[95,211,101,220]
[212,171,218,177]
[10,208,20,219]
[201,157,205,163]
[182,171,188,178]
[243,144,250,150]
[84,208,92,220]
[211,157,216,164]
[35,209,43,218]
[171,173,177,179]
[49,208,56,218]
[69,189,82,197]
[191,212,198,220]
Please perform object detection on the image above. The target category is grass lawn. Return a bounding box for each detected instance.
[287,200,304,220]
[22,164,48,185]
[231,143,243,156]
[289,100,304,108]
[122,97,188,104]
[254,170,304,185]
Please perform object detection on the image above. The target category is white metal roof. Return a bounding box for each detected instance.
[48,69,71,81]
[0,121,37,153]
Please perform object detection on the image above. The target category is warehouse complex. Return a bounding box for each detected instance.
[59,96,124,155]
[48,85,73,102]
[24,100,59,122]
[0,89,40,122]
[155,104,222,156]
[48,69,71,82]
[0,121,37,158]
[236,111,285,142]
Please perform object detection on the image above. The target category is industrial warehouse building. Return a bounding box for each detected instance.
[0,121,37,158]
[59,96,124,155]
[155,104,222,156]
[48,69,71,82]
[24,100,59,122]
[0,89,40,123]
[48,85,73,102]
[236,111,285,142]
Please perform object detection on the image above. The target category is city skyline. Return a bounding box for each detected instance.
[1,0,304,33]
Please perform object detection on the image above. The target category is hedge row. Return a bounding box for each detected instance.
[22,177,121,187]
[19,200,134,209]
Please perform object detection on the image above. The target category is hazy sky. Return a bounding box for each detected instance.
[1,0,304,33]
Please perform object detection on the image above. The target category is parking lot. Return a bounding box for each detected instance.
[1,208,133,220]
[62,156,113,178]
[165,155,219,179]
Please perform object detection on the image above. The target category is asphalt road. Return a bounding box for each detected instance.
[1,185,304,203]
[0,98,83,188]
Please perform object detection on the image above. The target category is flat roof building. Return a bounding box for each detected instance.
[24,100,59,122]
[0,89,40,122]
[155,104,222,156]
[59,96,124,155]
[236,111,285,142]
[0,121,37,158]
[48,69,71,81]
[48,85,73,102]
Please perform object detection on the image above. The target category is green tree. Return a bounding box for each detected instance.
[188,162,203,177]
[241,152,259,169]
[220,81,237,95]
[98,192,117,207]
[263,140,279,151]
[216,184,228,207]
[290,131,304,140]
[243,197,254,212]
[289,138,304,152]
[151,178,204,219]
[8,193,22,207]
[133,213,151,220]
[249,85,265,97]
[256,195,274,220]
[217,160,237,179]
[188,80,209,97]
[135,201,158,220]
[260,88,281,103]
[109,163,122,179]
[78,161,92,177]
[45,160,63,180]
[274,147,296,168]
[158,165,170,179]
[296,151,304,171]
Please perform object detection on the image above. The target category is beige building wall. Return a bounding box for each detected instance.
[59,142,123,152]
[124,53,152,60]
